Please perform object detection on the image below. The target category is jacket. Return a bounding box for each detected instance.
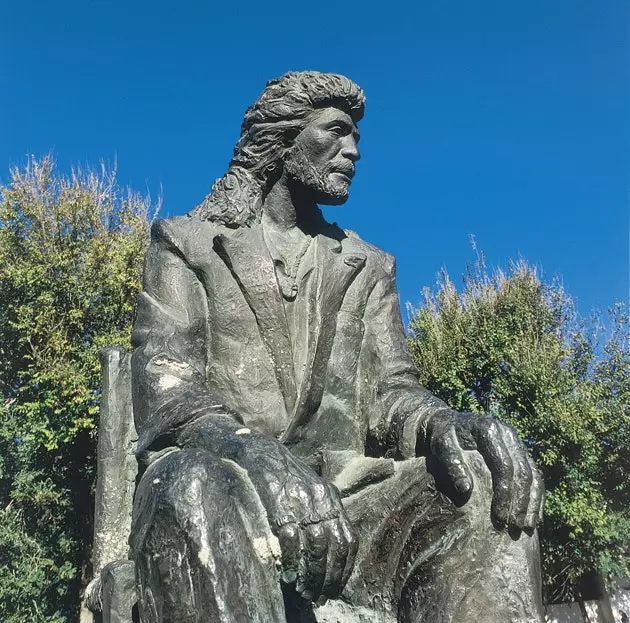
[131,214,449,468]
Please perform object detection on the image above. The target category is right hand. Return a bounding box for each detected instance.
[241,436,358,602]
[422,410,544,531]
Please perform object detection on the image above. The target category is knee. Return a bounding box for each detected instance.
[148,449,240,501]
[132,450,243,540]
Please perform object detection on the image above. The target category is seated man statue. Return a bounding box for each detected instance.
[130,71,544,622]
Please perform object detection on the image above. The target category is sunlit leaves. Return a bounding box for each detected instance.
[0,156,156,620]
[408,252,629,603]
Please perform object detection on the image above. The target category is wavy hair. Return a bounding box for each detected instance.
[190,71,365,227]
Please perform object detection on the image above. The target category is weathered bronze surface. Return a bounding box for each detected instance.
[130,72,545,622]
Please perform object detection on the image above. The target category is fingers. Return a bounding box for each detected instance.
[297,522,329,600]
[472,418,515,528]
[430,413,544,532]
[430,423,474,496]
[340,515,359,589]
[295,515,355,602]
[319,520,348,599]
[322,484,356,598]
[430,414,544,532]
[277,522,301,585]
[278,481,356,602]
[524,459,544,531]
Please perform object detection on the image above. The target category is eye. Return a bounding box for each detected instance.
[327,123,349,137]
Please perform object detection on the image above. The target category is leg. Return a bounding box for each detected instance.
[130,449,286,623]
[337,452,543,623]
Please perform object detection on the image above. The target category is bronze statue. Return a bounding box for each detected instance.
[130,71,545,622]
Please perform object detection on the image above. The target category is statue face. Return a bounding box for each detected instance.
[284,107,361,205]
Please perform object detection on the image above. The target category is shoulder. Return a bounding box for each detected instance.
[150,215,189,246]
[150,214,229,258]
[341,228,396,278]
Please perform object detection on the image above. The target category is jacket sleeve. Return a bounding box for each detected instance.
[131,219,242,454]
[359,253,451,459]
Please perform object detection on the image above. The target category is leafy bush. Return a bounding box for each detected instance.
[0,157,157,621]
[408,249,630,603]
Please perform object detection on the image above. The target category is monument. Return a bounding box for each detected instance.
[93,71,546,622]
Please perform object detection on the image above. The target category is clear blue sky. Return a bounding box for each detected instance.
[1,0,628,319]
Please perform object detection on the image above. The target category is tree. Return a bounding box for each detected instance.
[407,250,630,603]
[0,157,157,621]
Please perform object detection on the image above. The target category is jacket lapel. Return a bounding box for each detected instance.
[281,234,366,443]
[214,227,297,413]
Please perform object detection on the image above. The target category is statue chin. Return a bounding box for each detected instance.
[292,180,349,206]
[313,178,351,206]
[316,189,350,206]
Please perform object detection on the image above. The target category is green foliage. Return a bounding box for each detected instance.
[0,157,156,621]
[1,155,626,614]
[408,249,630,603]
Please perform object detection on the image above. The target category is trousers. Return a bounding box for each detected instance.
[130,447,543,623]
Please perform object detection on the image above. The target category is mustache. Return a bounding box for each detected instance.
[327,160,355,178]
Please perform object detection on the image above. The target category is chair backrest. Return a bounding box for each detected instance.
[86,346,138,615]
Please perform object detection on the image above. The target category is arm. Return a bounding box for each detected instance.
[361,253,544,531]
[361,252,450,459]
[131,219,238,454]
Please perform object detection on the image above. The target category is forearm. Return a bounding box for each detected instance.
[176,411,341,532]
[176,411,268,462]
[384,386,453,459]
[175,411,303,489]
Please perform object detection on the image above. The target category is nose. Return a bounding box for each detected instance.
[341,135,361,163]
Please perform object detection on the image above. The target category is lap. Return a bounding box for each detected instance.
[131,448,492,586]
[338,457,465,612]
[131,448,540,622]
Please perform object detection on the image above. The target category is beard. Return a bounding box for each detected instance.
[283,144,352,205]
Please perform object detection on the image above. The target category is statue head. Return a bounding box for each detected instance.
[192,71,365,227]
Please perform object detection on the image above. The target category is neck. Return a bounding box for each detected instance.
[262,172,322,233]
